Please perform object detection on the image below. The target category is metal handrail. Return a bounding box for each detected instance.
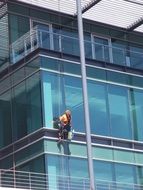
[10,27,143,66]
[0,169,89,190]
[0,169,143,190]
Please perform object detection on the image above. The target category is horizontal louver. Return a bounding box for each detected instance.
[0,3,9,67]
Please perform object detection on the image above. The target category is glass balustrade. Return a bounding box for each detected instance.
[10,27,143,70]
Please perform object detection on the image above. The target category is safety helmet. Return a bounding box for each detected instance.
[65,110,71,115]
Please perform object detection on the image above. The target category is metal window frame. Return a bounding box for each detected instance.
[31,18,54,50]
[91,33,113,63]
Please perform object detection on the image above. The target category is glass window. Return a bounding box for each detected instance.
[129,75,143,89]
[16,155,45,173]
[0,90,12,148]
[44,139,87,157]
[41,57,81,75]
[12,81,27,140]
[53,27,80,56]
[94,160,113,182]
[86,67,106,81]
[114,163,136,184]
[107,71,129,86]
[88,80,110,136]
[12,67,25,86]
[9,14,30,43]
[15,140,44,166]
[112,40,126,66]
[93,147,113,161]
[41,57,60,71]
[136,166,143,186]
[129,45,143,69]
[68,157,89,189]
[84,33,92,59]
[129,89,143,141]
[42,71,85,132]
[61,29,80,56]
[135,152,143,165]
[108,85,132,139]
[94,161,140,189]
[63,75,85,132]
[114,150,134,163]
[33,21,51,49]
[0,155,13,169]
[46,155,88,190]
[42,71,63,128]
[8,3,29,16]
[12,72,42,140]
[16,156,46,190]
[44,140,59,154]
[25,57,40,76]
[92,36,110,62]
[63,61,81,76]
[26,72,42,133]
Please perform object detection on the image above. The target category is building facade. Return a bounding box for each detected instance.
[1,0,143,189]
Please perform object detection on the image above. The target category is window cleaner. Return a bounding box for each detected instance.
[53,110,74,155]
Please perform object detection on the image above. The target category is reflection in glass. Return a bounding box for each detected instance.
[129,89,143,141]
[136,167,143,186]
[0,91,12,148]
[46,155,88,190]
[92,36,110,62]
[114,163,135,184]
[88,80,109,136]
[108,85,131,139]
[94,160,113,181]
[12,72,42,140]
[42,71,85,132]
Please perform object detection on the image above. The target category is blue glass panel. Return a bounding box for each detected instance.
[46,155,89,190]
[93,37,110,62]
[41,57,81,75]
[12,72,42,140]
[26,73,42,133]
[94,160,113,181]
[86,67,106,81]
[130,46,143,69]
[112,41,126,66]
[63,75,85,132]
[9,14,30,43]
[108,85,132,139]
[0,90,12,148]
[16,155,45,173]
[12,81,27,140]
[84,34,92,59]
[136,166,143,186]
[42,71,85,132]
[42,71,64,128]
[61,30,80,56]
[33,23,50,49]
[114,163,136,184]
[88,80,110,136]
[129,89,143,141]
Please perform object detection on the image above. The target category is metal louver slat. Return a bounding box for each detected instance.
[0,4,9,67]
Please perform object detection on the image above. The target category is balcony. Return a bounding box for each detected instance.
[0,169,143,190]
[10,26,143,70]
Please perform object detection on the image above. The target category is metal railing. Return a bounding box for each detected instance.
[0,169,143,190]
[0,169,89,190]
[10,26,143,69]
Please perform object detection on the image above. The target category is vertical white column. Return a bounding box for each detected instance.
[76,0,95,190]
